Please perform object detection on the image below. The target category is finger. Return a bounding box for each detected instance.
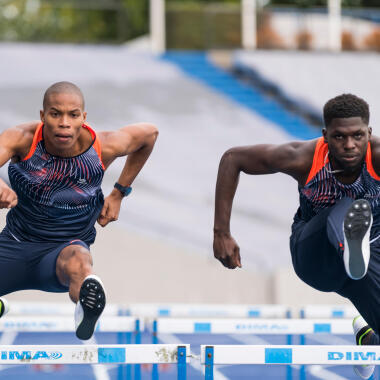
[9,198,18,208]
[235,246,242,268]
[224,255,237,270]
[100,203,108,218]
[97,216,107,227]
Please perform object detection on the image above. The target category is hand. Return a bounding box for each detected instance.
[213,231,242,269]
[0,180,17,209]
[97,190,123,227]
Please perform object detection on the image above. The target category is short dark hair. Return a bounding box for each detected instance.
[43,81,84,110]
[323,94,369,127]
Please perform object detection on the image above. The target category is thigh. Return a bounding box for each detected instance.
[0,235,29,296]
[290,198,353,292]
[31,240,89,293]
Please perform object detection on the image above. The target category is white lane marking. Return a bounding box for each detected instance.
[84,336,111,380]
[309,365,349,380]
[159,333,230,380]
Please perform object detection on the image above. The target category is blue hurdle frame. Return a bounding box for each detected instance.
[152,321,187,380]
[117,315,142,380]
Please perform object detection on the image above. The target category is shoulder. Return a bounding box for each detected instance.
[0,121,39,158]
[369,135,380,173]
[272,138,319,184]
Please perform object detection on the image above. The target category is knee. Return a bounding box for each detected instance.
[57,245,93,279]
[67,246,92,270]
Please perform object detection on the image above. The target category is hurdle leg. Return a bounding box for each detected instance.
[152,320,159,380]
[126,332,132,380]
[205,346,214,380]
[300,334,306,380]
[286,333,293,380]
[177,346,187,380]
[117,332,126,380]
[134,319,141,380]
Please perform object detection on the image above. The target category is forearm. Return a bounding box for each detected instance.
[116,139,156,187]
[214,150,241,234]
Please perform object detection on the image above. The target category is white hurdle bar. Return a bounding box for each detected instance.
[129,303,290,318]
[201,345,380,379]
[0,316,144,333]
[0,344,189,379]
[0,344,189,364]
[300,305,358,319]
[9,302,123,316]
[152,318,353,335]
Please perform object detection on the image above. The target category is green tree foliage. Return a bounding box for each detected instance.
[0,0,149,43]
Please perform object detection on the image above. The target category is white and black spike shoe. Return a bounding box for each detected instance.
[75,275,106,340]
[0,298,9,318]
[343,199,372,280]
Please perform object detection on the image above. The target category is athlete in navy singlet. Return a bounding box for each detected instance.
[213,94,380,379]
[0,81,158,340]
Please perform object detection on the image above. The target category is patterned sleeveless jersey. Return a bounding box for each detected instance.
[294,137,380,243]
[6,123,105,244]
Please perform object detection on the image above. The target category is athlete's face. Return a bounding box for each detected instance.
[323,117,371,173]
[40,92,87,156]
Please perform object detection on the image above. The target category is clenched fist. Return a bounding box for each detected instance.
[0,179,17,209]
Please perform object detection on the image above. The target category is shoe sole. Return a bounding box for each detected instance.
[76,277,106,340]
[343,199,372,280]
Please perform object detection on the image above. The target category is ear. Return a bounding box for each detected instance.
[322,128,328,143]
[40,110,45,123]
[368,126,372,139]
[83,111,87,123]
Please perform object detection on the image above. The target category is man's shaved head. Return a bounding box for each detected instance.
[43,81,85,110]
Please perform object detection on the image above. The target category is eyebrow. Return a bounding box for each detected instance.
[49,107,81,113]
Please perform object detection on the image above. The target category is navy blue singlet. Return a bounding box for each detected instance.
[6,123,105,244]
[294,137,380,244]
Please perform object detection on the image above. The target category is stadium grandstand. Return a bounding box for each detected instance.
[0,0,379,379]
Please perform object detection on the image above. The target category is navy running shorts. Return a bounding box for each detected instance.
[0,228,89,296]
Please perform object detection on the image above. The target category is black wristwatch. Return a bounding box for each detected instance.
[114,182,132,197]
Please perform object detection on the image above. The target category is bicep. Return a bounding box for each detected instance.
[99,123,158,164]
[0,126,33,165]
[227,142,307,178]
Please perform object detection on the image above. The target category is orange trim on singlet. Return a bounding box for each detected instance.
[305,137,328,185]
[22,123,105,170]
[22,122,44,161]
[366,142,380,180]
[82,124,105,170]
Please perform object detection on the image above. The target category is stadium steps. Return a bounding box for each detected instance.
[162,51,320,140]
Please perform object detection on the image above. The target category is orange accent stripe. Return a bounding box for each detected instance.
[305,138,328,185]
[366,142,380,180]
[83,124,105,170]
[22,122,44,161]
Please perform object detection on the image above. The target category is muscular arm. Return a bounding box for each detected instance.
[0,121,37,208]
[213,140,315,269]
[97,123,159,226]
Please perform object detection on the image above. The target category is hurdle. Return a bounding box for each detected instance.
[128,303,290,318]
[0,344,189,379]
[152,318,357,380]
[8,302,123,315]
[0,316,144,380]
[201,345,380,379]
[300,304,357,319]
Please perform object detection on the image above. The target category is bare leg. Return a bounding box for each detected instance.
[56,244,93,303]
